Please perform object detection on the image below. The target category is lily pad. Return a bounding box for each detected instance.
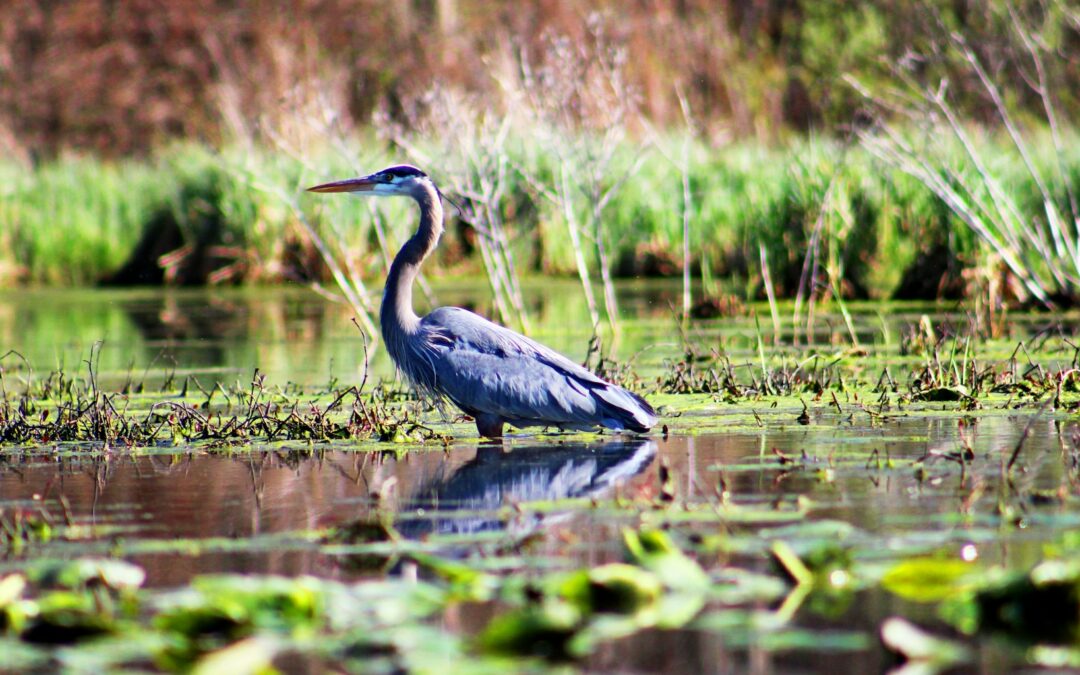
[881,558,978,603]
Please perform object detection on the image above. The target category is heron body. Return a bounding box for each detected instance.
[308,165,658,439]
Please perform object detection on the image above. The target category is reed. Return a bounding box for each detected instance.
[852,2,1080,307]
[0,158,170,285]
[2,130,1078,311]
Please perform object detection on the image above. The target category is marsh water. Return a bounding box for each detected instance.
[2,283,1079,672]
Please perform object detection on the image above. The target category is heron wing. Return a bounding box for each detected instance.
[417,307,655,431]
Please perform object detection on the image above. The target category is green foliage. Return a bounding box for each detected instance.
[798,3,889,119]
[476,600,583,660]
[560,563,663,615]
[154,576,324,669]
[0,157,171,284]
[883,559,1080,663]
[622,528,710,593]
[0,560,145,646]
[2,124,1079,306]
[477,528,711,660]
[0,133,1002,300]
[971,561,1080,644]
[881,558,980,603]
[27,559,146,592]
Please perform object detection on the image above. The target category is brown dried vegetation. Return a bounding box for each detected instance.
[3,1,1077,157]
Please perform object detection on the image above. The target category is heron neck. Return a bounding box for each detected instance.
[381,185,443,339]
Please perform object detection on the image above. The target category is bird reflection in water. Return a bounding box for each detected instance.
[330,438,655,572]
[397,438,657,540]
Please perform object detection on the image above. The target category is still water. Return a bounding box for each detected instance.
[0,283,676,387]
[0,283,1076,672]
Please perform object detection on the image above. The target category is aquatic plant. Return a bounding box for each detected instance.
[0,364,447,447]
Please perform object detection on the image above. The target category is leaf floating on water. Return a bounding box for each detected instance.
[560,563,662,616]
[651,592,707,630]
[770,541,814,587]
[408,552,500,602]
[695,609,868,652]
[18,589,128,644]
[0,575,26,606]
[881,558,977,603]
[28,558,146,592]
[475,600,582,660]
[191,636,280,675]
[622,529,709,592]
[153,575,327,669]
[1027,645,1080,669]
[880,617,971,672]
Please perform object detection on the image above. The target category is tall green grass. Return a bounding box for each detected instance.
[0,157,172,284]
[2,131,1075,303]
[863,124,1080,305]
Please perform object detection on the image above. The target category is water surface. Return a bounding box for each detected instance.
[1,284,1077,672]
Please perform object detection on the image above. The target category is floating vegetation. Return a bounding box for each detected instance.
[2,297,1080,670]
[877,558,1080,671]
[0,526,842,672]
[6,305,1075,452]
[0,363,452,447]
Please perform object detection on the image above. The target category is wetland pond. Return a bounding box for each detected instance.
[2,282,1080,673]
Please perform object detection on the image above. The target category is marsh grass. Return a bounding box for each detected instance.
[0,158,172,285]
[651,309,1080,432]
[0,358,449,447]
[3,131,1078,317]
[853,4,1080,307]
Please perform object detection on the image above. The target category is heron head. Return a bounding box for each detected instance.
[307,164,433,198]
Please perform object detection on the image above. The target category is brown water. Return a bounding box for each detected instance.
[3,414,1072,671]
[0,284,1076,672]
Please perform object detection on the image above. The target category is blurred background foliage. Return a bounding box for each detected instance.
[2,0,1076,157]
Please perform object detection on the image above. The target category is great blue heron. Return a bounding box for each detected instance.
[307,164,658,439]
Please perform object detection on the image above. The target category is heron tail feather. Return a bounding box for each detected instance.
[594,385,658,433]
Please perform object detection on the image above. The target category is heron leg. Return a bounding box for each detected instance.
[474,414,504,439]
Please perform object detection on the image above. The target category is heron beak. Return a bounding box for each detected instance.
[306,177,379,193]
